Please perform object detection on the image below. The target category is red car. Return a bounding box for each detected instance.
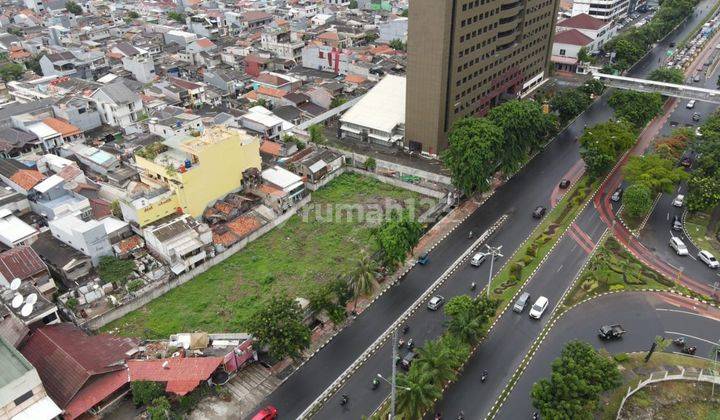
[252,406,278,420]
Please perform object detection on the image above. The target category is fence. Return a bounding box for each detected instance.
[82,194,312,331]
[616,367,720,419]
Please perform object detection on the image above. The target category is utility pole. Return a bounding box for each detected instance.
[713,339,719,398]
[485,244,503,299]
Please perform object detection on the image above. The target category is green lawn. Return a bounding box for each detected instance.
[564,236,675,308]
[102,173,432,338]
[685,212,720,255]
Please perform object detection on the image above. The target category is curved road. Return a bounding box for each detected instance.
[496,291,720,419]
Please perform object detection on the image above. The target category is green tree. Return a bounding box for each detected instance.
[415,337,458,386]
[531,341,621,419]
[624,183,653,218]
[578,80,605,97]
[550,89,591,124]
[307,283,346,325]
[577,46,591,63]
[6,27,22,36]
[579,121,636,178]
[111,200,122,218]
[389,39,406,51]
[25,55,42,76]
[487,99,558,174]
[623,155,688,194]
[441,117,502,194]
[330,96,348,108]
[401,8,409,17]
[167,11,185,23]
[649,67,685,84]
[65,0,83,15]
[246,296,311,361]
[0,63,25,82]
[348,251,376,312]
[146,396,171,420]
[686,174,720,212]
[608,90,663,128]
[395,367,442,419]
[308,124,325,144]
[349,0,358,8]
[98,256,135,285]
[131,381,165,406]
[364,156,377,171]
[364,32,379,43]
[372,210,423,267]
[128,11,140,19]
[444,295,497,345]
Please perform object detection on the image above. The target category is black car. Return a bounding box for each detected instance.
[692,112,701,121]
[672,215,683,231]
[559,179,571,189]
[532,206,546,219]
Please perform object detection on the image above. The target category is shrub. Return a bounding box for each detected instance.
[525,245,537,258]
[521,255,533,265]
[613,353,630,363]
[66,297,78,310]
[131,381,164,406]
[609,284,626,291]
[98,256,135,285]
[126,279,143,293]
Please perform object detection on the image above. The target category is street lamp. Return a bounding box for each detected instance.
[377,368,410,420]
[376,373,410,390]
[485,244,503,299]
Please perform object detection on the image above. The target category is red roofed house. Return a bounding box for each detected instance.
[556,13,616,52]
[20,323,138,420]
[0,246,55,296]
[41,118,84,143]
[127,357,223,396]
[551,29,594,73]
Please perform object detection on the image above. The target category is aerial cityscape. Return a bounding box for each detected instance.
[0,0,717,419]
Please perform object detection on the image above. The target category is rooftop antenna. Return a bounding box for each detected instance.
[9,278,21,291]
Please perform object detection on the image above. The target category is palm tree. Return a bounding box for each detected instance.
[416,338,457,386]
[349,251,376,312]
[396,368,442,419]
[447,307,483,345]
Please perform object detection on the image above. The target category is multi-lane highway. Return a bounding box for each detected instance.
[250,1,720,418]
[496,292,720,419]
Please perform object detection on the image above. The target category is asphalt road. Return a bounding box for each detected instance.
[496,291,720,419]
[252,2,717,418]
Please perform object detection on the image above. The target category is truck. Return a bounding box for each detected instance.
[598,324,627,340]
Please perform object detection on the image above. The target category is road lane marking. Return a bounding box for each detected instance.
[567,229,592,254]
[657,308,720,322]
[557,264,563,272]
[665,331,719,346]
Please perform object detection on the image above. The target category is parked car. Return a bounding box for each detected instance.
[598,324,627,340]
[672,215,683,231]
[693,74,702,83]
[513,292,531,313]
[427,295,445,310]
[692,112,701,121]
[532,206,546,219]
[686,100,696,109]
[471,252,487,266]
[559,179,571,189]
[611,187,623,202]
[400,351,416,370]
[672,194,684,207]
[695,127,703,137]
[698,250,720,268]
[669,236,689,256]
[252,406,278,420]
[529,296,549,319]
[417,252,429,265]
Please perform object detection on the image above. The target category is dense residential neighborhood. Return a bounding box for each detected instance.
[0,0,718,419]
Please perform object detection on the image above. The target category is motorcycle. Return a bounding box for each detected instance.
[470,282,477,291]
[682,345,697,355]
[402,324,410,335]
[372,378,380,390]
[398,339,405,349]
[340,394,349,406]
[673,337,686,346]
[468,231,474,239]
[533,412,539,420]
[481,370,488,383]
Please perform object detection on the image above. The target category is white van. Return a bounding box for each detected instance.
[669,237,689,256]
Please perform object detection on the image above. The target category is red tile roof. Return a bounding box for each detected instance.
[0,246,47,282]
[260,140,282,156]
[169,76,203,90]
[117,235,144,254]
[195,38,216,49]
[127,357,223,395]
[256,85,287,98]
[558,13,607,31]
[344,74,367,84]
[10,169,45,191]
[42,117,81,137]
[554,29,593,46]
[90,198,112,219]
[212,229,240,247]
[20,323,138,410]
[63,370,128,420]
[227,216,263,238]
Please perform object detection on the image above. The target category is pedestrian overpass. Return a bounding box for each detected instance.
[591,72,720,104]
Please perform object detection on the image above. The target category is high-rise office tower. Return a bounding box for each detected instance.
[405,0,561,155]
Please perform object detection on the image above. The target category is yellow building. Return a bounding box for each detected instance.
[124,126,261,226]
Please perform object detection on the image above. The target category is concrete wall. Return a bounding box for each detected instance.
[307,166,446,200]
[83,194,312,330]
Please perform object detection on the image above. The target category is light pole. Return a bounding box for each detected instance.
[485,244,503,299]
[377,350,411,420]
[713,339,719,398]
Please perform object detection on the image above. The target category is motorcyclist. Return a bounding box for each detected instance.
[470,282,477,290]
[481,370,488,382]
[372,378,380,389]
[468,230,474,239]
[407,338,415,350]
[533,411,539,420]
[402,324,410,334]
[340,394,349,405]
[458,410,465,420]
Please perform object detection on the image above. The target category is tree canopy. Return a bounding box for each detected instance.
[444,295,498,345]
[98,256,135,285]
[623,154,688,194]
[579,121,636,178]
[65,0,83,15]
[686,112,720,211]
[442,117,502,194]
[649,67,685,84]
[531,341,621,419]
[246,296,311,361]
[550,89,592,125]
[0,63,25,82]
[623,183,654,218]
[608,91,663,128]
[372,210,423,267]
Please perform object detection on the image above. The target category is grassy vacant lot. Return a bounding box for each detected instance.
[685,212,720,255]
[102,173,432,338]
[600,352,719,420]
[564,236,675,308]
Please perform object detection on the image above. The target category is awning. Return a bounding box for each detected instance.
[551,55,578,65]
[12,396,62,420]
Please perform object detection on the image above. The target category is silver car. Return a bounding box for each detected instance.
[427,295,445,311]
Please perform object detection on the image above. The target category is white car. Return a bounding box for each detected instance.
[686,100,696,109]
[698,250,720,268]
[427,295,445,311]
[471,252,487,267]
[669,236,689,256]
[672,194,684,207]
[529,296,549,319]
